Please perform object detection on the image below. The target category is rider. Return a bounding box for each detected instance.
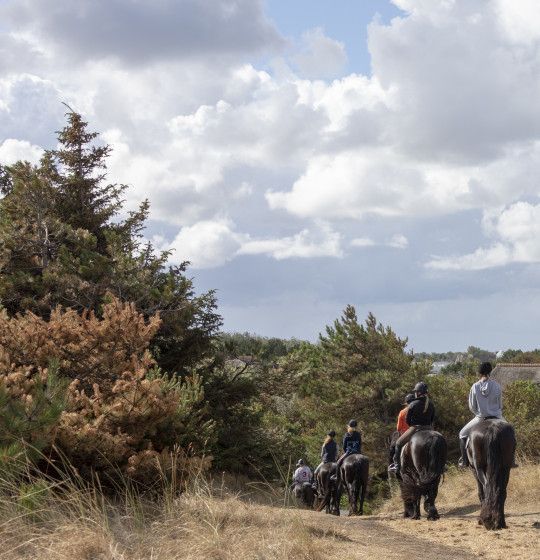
[291,459,313,490]
[389,393,415,464]
[331,419,362,485]
[312,430,338,491]
[458,361,509,468]
[388,382,435,477]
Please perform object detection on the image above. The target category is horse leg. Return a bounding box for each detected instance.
[425,483,440,521]
[475,475,485,504]
[359,479,366,516]
[347,482,357,516]
[412,493,421,520]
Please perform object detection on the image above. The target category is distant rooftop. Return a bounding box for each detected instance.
[491,363,540,386]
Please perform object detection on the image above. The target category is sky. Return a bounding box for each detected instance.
[1,0,540,352]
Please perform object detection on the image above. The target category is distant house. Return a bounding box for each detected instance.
[491,363,540,387]
[430,360,452,374]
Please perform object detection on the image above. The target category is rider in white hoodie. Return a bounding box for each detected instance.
[458,361,504,467]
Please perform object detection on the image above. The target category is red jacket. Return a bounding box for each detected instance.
[396,407,409,435]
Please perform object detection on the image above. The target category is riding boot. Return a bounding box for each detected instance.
[458,438,469,468]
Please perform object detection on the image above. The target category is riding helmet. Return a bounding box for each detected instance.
[296,459,304,467]
[348,419,358,428]
[414,381,428,395]
[328,430,336,437]
[404,393,415,404]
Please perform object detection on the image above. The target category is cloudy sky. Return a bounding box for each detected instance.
[1,0,540,351]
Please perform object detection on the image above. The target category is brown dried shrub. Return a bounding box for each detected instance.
[0,297,213,483]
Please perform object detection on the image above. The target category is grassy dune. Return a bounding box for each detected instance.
[0,464,538,559]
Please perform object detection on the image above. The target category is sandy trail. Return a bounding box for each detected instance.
[296,499,540,560]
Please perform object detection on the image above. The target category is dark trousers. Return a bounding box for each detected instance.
[388,431,400,465]
[393,425,431,465]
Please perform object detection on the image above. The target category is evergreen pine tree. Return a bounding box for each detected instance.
[0,109,221,374]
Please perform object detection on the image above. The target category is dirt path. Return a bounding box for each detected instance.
[296,501,540,560]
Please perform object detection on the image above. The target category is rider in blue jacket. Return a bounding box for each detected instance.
[331,419,362,485]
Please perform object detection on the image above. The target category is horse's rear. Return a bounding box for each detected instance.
[400,430,447,520]
[468,419,516,530]
[293,481,315,509]
[315,462,340,515]
[340,454,369,516]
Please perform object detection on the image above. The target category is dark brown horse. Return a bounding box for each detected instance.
[398,429,446,521]
[340,454,369,516]
[293,481,315,509]
[466,419,516,530]
[315,462,341,515]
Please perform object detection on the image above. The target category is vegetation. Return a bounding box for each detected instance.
[0,111,538,507]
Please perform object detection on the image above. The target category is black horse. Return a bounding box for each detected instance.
[340,454,369,516]
[315,462,341,515]
[466,419,516,530]
[293,481,315,509]
[398,429,446,521]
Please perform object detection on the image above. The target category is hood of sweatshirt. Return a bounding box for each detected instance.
[479,379,492,396]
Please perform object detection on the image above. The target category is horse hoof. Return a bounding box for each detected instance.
[427,515,440,521]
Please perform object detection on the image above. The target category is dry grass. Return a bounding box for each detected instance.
[376,461,540,560]
[0,464,538,560]
[0,472,335,560]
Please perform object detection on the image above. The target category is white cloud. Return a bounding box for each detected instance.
[1,0,539,275]
[494,0,540,44]
[350,234,408,250]
[0,138,43,164]
[426,202,540,270]
[164,220,343,269]
[350,237,376,248]
[293,27,348,80]
[388,234,408,249]
[168,219,246,269]
[239,223,343,260]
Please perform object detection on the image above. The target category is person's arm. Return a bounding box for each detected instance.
[468,385,478,415]
[320,443,325,460]
[342,434,348,453]
[405,403,414,425]
[358,431,362,452]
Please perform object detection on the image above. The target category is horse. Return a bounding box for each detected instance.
[398,429,447,521]
[340,454,369,516]
[315,462,341,515]
[466,419,516,530]
[293,481,315,509]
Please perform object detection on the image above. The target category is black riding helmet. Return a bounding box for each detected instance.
[414,381,428,395]
[348,419,358,428]
[296,459,304,467]
[328,430,336,437]
[404,393,415,404]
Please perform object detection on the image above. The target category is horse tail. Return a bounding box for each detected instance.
[481,422,515,529]
[419,433,446,486]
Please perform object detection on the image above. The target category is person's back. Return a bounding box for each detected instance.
[321,438,338,463]
[343,429,361,454]
[406,395,435,427]
[469,378,502,418]
[293,465,312,484]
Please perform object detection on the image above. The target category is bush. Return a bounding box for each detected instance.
[0,297,213,483]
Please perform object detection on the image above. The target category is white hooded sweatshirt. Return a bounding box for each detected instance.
[468,377,502,418]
